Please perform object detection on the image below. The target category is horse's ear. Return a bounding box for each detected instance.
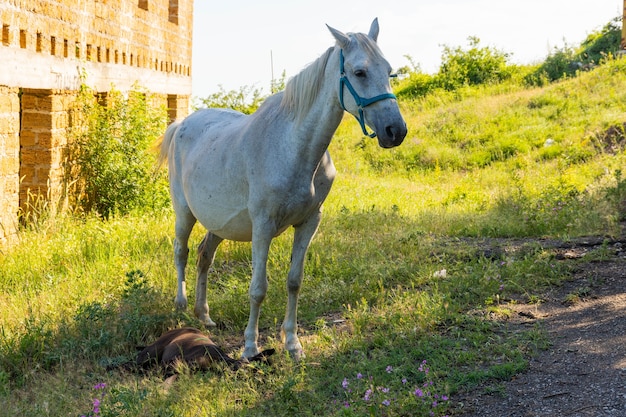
[368,18,379,42]
[327,24,350,49]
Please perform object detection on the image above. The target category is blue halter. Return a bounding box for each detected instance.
[339,49,397,138]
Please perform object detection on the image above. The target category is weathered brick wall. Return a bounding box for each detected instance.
[19,89,76,213]
[0,86,20,247]
[0,0,192,84]
[0,0,194,246]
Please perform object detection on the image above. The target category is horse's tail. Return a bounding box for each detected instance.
[153,121,181,170]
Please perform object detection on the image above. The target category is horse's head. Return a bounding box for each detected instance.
[327,18,407,149]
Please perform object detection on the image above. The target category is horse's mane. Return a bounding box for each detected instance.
[348,33,381,57]
[280,46,334,122]
[280,34,382,122]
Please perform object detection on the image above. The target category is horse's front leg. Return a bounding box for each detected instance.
[243,222,274,358]
[194,232,223,326]
[282,210,321,360]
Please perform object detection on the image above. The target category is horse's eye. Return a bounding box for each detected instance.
[354,69,366,78]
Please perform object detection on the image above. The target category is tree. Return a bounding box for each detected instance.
[197,84,266,114]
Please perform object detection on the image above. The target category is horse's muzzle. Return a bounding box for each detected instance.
[378,121,407,148]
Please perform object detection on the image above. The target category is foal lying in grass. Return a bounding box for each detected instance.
[118,327,275,375]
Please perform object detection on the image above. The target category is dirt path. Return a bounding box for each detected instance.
[456,238,626,416]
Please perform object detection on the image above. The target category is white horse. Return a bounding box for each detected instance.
[157,18,407,359]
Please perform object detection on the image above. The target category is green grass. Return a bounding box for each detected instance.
[1,59,626,416]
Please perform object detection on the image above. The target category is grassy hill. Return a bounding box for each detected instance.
[1,57,625,416]
[331,57,626,238]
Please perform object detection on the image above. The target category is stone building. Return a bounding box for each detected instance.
[0,0,194,246]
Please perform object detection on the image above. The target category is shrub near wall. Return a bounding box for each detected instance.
[68,84,170,217]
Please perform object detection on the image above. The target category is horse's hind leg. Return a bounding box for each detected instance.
[282,210,322,360]
[174,208,196,311]
[195,231,223,326]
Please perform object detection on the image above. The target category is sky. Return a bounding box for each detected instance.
[191,0,622,98]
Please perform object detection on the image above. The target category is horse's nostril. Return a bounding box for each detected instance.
[385,126,394,138]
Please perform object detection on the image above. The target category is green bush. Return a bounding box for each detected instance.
[395,72,440,99]
[578,17,622,64]
[526,44,578,85]
[68,84,170,217]
[395,37,514,99]
[437,36,512,90]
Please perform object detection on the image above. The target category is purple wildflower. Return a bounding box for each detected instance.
[363,388,373,401]
[386,365,393,373]
[418,360,429,374]
[414,388,424,397]
[382,399,391,406]
[342,378,349,389]
[92,398,101,415]
[356,372,363,379]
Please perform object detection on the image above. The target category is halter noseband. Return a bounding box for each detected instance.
[339,49,397,138]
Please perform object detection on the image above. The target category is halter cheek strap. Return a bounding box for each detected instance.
[339,49,397,138]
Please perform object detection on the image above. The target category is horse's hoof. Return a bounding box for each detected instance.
[288,347,306,361]
[198,315,216,327]
[242,346,260,359]
[193,306,216,326]
[175,300,188,311]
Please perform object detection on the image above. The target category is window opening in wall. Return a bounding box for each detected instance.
[169,0,179,24]
[75,42,80,58]
[167,94,179,122]
[63,39,68,57]
[36,32,42,52]
[20,30,26,48]
[106,48,110,63]
[96,92,108,107]
[122,52,126,65]
[50,36,56,56]
[86,44,92,60]
[115,50,119,63]
[138,0,148,10]
[2,24,9,46]
[97,46,102,62]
